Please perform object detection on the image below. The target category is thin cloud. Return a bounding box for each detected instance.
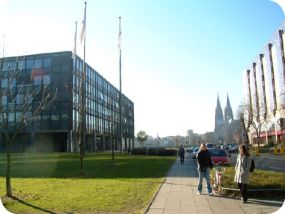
[0,0,12,12]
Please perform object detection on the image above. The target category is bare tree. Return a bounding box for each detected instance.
[232,120,243,145]
[0,57,56,197]
[239,101,268,148]
[238,103,252,146]
[201,132,215,144]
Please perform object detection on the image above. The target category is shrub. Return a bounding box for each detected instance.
[210,166,285,198]
[132,148,177,156]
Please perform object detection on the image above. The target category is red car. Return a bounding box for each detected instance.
[208,148,230,165]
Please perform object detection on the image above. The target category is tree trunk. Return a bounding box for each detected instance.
[79,138,84,175]
[80,151,84,175]
[245,132,250,145]
[6,134,12,197]
[112,137,115,166]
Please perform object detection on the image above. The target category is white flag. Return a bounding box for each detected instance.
[118,17,122,49]
[72,21,77,58]
[80,2,86,44]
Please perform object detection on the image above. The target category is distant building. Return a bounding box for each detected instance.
[0,51,134,152]
[186,130,201,146]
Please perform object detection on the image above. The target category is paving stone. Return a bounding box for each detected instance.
[146,154,282,214]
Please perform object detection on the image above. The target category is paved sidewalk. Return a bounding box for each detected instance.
[146,153,284,214]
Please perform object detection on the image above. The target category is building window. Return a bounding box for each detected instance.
[34,76,42,86]
[43,75,51,85]
[15,112,20,122]
[51,114,60,121]
[18,60,25,70]
[61,114,68,120]
[1,79,8,88]
[8,113,14,123]
[34,59,42,68]
[2,79,17,88]
[43,58,51,68]
[16,94,24,104]
[2,96,7,105]
[42,114,50,120]
[2,62,9,71]
[26,59,34,69]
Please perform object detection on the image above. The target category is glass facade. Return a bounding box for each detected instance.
[0,51,134,152]
[72,55,134,139]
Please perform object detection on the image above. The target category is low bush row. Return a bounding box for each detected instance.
[132,148,177,156]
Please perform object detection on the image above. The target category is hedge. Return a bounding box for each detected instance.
[132,148,177,156]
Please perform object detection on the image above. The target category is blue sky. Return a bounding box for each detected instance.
[0,0,284,137]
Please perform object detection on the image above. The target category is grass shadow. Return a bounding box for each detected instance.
[7,196,56,214]
[0,153,177,179]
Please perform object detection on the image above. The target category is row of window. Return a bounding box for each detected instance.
[1,75,51,88]
[72,119,132,135]
[0,112,68,123]
[1,58,51,71]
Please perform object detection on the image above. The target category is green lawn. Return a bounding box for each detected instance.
[0,153,176,214]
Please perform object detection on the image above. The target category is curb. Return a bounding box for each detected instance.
[143,158,178,214]
[143,177,166,214]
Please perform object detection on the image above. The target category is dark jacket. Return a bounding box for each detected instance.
[178,147,185,157]
[196,149,213,169]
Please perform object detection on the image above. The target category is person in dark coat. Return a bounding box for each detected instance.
[196,143,214,195]
[178,145,185,164]
[234,144,251,203]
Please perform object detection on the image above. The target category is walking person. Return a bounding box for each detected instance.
[234,144,251,203]
[196,143,214,195]
[178,145,185,164]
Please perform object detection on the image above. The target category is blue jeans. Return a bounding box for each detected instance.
[197,167,212,193]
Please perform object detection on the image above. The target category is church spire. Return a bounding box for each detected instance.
[215,93,224,130]
[224,93,234,121]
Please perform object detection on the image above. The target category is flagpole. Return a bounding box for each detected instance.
[118,17,123,154]
[71,21,77,153]
[79,1,87,175]
[82,1,87,154]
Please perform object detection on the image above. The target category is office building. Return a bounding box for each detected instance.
[243,21,285,145]
[0,51,134,152]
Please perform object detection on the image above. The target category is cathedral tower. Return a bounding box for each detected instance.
[224,93,234,122]
[215,94,224,131]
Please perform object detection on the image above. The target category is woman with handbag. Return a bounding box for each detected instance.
[234,144,251,203]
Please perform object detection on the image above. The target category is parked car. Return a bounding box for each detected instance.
[227,145,239,153]
[206,143,214,149]
[186,147,194,153]
[208,148,230,165]
[220,144,229,150]
[192,147,199,159]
